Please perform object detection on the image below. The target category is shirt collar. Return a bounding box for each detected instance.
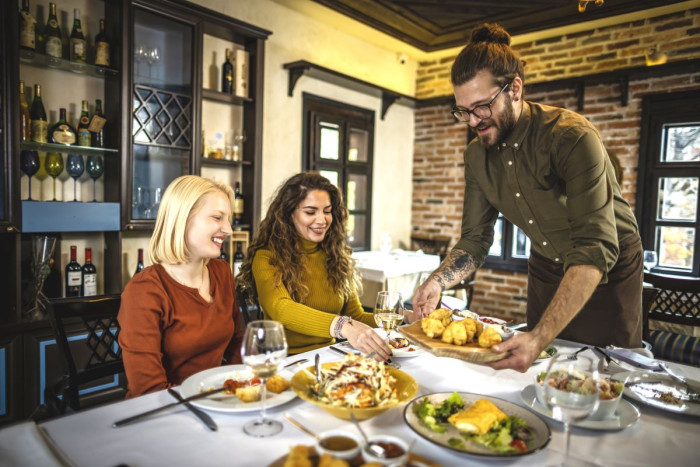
[299,236,321,253]
[497,101,531,151]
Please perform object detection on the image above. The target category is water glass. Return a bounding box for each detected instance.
[66,154,85,202]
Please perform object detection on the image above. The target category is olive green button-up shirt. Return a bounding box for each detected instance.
[453,101,638,283]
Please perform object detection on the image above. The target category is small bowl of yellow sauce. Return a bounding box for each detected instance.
[315,429,362,460]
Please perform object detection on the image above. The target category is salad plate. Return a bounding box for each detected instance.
[530,345,558,365]
[520,384,640,430]
[404,392,551,458]
[612,370,700,417]
[180,364,297,413]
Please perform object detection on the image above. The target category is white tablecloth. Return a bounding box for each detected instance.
[1,341,698,467]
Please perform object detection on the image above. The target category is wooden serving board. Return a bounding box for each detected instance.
[268,446,441,467]
[399,321,508,363]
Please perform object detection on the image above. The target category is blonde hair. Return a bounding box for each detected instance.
[149,175,234,265]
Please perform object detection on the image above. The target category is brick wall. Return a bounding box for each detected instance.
[412,8,700,321]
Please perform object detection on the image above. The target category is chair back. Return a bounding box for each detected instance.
[410,233,451,261]
[46,295,125,413]
[236,284,263,324]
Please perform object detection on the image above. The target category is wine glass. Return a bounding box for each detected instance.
[20,150,40,201]
[241,320,288,437]
[66,154,84,202]
[542,354,600,466]
[374,291,404,341]
[45,152,64,201]
[86,155,104,202]
[643,250,658,271]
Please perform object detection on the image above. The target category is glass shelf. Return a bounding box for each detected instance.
[201,88,252,105]
[201,157,251,167]
[20,49,119,77]
[20,141,118,156]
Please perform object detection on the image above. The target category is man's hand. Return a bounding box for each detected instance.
[487,332,545,372]
[411,278,442,319]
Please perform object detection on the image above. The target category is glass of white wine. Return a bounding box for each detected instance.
[374,291,404,341]
[241,320,288,437]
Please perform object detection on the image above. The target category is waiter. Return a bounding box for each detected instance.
[412,23,643,372]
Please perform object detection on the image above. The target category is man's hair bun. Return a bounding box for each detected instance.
[470,23,511,46]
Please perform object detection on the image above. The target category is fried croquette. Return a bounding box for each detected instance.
[235,384,261,402]
[428,308,453,327]
[266,374,290,393]
[421,316,445,338]
[318,454,350,467]
[283,445,312,467]
[442,320,468,345]
[478,326,503,348]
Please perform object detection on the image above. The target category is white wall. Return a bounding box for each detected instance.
[189,0,416,250]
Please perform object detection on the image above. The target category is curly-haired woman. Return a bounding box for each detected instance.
[238,172,391,359]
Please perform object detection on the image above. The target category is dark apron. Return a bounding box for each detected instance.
[526,234,643,348]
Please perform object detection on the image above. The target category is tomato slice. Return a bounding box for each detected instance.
[510,439,528,452]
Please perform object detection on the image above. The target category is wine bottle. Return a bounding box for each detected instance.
[69,9,86,63]
[94,19,110,67]
[233,181,244,226]
[19,0,36,51]
[19,81,31,142]
[134,248,145,274]
[30,84,47,143]
[233,242,244,276]
[77,100,91,146]
[65,245,82,297]
[81,247,97,296]
[222,48,233,94]
[90,99,106,148]
[45,2,62,59]
[50,108,77,145]
[218,244,228,261]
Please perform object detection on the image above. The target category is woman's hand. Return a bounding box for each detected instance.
[341,320,392,362]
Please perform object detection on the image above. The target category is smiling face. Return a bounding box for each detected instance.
[185,191,233,261]
[454,70,521,149]
[292,189,332,243]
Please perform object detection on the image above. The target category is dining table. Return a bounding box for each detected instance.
[0,338,698,467]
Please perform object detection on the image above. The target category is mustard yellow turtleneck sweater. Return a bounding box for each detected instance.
[252,237,376,354]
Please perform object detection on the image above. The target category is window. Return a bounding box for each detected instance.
[637,90,700,277]
[483,215,530,273]
[303,94,374,250]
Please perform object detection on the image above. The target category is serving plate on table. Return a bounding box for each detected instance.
[268,446,440,467]
[333,332,425,357]
[179,365,297,413]
[531,345,558,365]
[520,384,640,431]
[612,370,700,417]
[404,392,551,458]
[399,321,508,363]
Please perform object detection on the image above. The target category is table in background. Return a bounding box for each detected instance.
[353,250,440,308]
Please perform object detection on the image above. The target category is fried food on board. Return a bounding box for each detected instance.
[448,398,508,434]
[477,326,503,348]
[421,316,445,338]
[318,454,350,467]
[283,445,312,467]
[420,309,503,349]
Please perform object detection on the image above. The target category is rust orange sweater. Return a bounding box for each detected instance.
[118,259,244,398]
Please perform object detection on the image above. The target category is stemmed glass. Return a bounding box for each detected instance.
[45,152,64,201]
[86,155,104,202]
[542,354,600,467]
[241,320,288,437]
[23,236,57,321]
[20,150,40,200]
[147,47,160,78]
[643,250,658,271]
[66,154,84,202]
[374,291,404,341]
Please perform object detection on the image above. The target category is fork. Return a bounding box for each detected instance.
[566,346,590,360]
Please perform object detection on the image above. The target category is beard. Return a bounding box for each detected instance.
[475,96,517,149]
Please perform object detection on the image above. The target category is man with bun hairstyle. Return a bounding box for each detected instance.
[412,23,643,371]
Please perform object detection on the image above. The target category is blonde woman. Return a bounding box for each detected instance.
[119,175,244,397]
[238,172,391,359]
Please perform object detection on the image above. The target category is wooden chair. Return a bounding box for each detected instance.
[44,295,126,415]
[236,284,263,324]
[410,233,451,261]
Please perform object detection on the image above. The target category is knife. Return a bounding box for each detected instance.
[112,386,227,428]
[167,388,218,431]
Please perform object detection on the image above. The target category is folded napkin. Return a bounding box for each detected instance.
[599,347,661,371]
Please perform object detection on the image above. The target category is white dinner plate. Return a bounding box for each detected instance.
[520,384,640,431]
[404,392,551,458]
[612,370,700,417]
[375,329,425,357]
[179,365,297,413]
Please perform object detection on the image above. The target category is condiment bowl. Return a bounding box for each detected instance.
[315,429,362,460]
[478,316,514,341]
[361,434,409,466]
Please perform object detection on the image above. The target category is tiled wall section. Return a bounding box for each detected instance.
[412,8,700,321]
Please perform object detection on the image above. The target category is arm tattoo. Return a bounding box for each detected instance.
[428,249,477,292]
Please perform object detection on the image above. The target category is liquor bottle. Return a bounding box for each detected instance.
[233,242,244,276]
[45,2,62,59]
[77,100,91,146]
[65,245,82,297]
[19,81,31,142]
[222,48,233,94]
[233,181,244,226]
[134,248,145,274]
[94,19,110,67]
[69,9,86,63]
[90,99,106,148]
[30,84,47,143]
[81,247,97,296]
[19,0,36,51]
[50,108,77,145]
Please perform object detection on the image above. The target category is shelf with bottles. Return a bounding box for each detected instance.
[201,88,252,106]
[200,156,251,167]
[19,49,118,77]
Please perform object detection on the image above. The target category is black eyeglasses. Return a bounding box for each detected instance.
[451,82,510,122]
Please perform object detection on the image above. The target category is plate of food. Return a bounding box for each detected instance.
[372,329,425,357]
[612,370,700,417]
[531,345,558,365]
[179,364,296,413]
[404,392,550,458]
[399,308,508,363]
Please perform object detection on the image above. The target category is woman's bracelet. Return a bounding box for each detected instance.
[334,316,352,338]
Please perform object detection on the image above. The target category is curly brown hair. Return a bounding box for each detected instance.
[238,172,361,302]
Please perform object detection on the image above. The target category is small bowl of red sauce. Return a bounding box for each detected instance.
[361,434,409,466]
[478,316,514,341]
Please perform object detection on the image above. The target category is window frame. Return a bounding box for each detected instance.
[482,215,529,273]
[636,90,700,278]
